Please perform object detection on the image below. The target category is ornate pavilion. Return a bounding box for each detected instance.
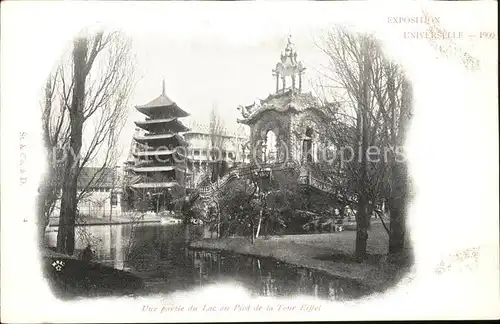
[237,35,331,166]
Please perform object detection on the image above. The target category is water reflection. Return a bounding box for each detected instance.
[187,250,368,300]
[45,224,370,300]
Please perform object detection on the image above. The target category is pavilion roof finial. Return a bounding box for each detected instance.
[285,34,295,54]
[162,79,166,96]
[272,33,306,94]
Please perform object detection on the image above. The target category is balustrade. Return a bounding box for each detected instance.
[195,160,344,198]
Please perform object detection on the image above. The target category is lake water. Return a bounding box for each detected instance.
[44,223,371,300]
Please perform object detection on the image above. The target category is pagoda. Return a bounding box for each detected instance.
[130,80,191,212]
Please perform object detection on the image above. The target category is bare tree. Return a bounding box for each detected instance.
[312,27,377,258]
[40,30,136,255]
[370,60,413,259]
[38,73,71,242]
[314,26,412,259]
[209,104,227,181]
[207,104,228,237]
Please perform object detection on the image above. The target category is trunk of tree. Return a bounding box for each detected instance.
[388,76,411,260]
[388,163,407,259]
[355,196,369,259]
[251,221,255,244]
[388,169,406,256]
[37,188,49,245]
[217,209,221,239]
[184,223,190,244]
[256,209,263,238]
[57,141,82,255]
[38,167,54,244]
[56,37,87,255]
[355,37,371,260]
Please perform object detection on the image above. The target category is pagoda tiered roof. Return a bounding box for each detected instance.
[135,93,189,118]
[134,117,190,133]
[133,133,188,146]
[133,165,191,174]
[132,149,176,157]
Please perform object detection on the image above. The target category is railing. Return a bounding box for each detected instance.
[196,161,299,198]
[194,173,210,187]
[187,163,241,190]
[194,160,345,199]
[298,174,340,194]
[198,171,240,196]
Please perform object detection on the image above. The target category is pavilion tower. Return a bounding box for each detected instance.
[130,80,191,212]
[272,35,306,94]
[237,35,321,165]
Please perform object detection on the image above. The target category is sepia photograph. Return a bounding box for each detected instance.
[1,1,498,322]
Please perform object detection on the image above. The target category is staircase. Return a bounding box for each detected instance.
[194,161,344,199]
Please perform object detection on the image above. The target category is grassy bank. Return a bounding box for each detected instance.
[189,223,411,292]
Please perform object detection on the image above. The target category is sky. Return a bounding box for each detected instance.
[7,1,497,166]
[77,1,495,164]
[1,1,498,321]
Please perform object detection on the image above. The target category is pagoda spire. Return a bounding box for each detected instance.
[162,79,166,96]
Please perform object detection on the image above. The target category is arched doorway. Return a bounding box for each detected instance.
[265,130,278,163]
[302,127,313,163]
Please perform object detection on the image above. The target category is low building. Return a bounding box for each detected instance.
[48,166,123,221]
[77,166,123,218]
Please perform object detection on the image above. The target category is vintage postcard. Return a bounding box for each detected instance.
[1,0,498,322]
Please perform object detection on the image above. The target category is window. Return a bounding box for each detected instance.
[265,130,277,162]
[303,127,314,163]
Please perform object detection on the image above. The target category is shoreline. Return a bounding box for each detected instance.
[46,214,185,228]
[189,224,411,291]
[48,219,162,227]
